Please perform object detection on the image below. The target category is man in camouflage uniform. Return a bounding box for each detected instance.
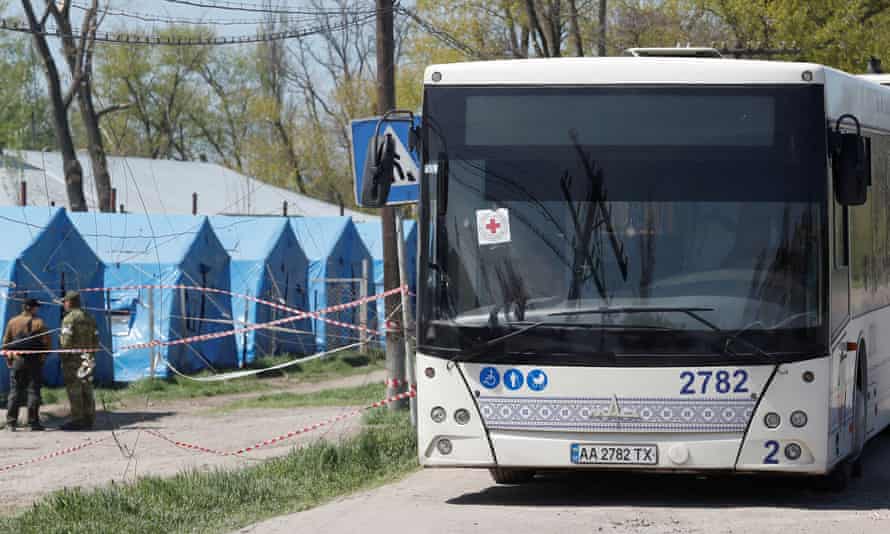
[3,298,51,431]
[59,291,98,431]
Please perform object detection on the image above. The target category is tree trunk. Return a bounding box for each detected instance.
[78,83,113,212]
[52,1,112,211]
[524,0,551,56]
[598,0,608,56]
[568,0,584,56]
[20,0,87,211]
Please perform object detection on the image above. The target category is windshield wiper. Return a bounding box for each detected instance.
[448,320,552,364]
[447,320,672,364]
[548,306,773,360]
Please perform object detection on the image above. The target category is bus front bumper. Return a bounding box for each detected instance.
[416,353,834,475]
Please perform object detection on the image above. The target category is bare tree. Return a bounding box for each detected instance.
[50,0,123,212]
[20,0,87,211]
[257,13,307,193]
[568,0,584,56]
[598,0,607,56]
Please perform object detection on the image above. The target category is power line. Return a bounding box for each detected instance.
[0,11,378,46]
[70,2,319,27]
[70,1,376,27]
[161,0,384,16]
[396,6,487,60]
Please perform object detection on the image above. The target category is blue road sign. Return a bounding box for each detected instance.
[350,116,421,206]
[480,367,500,389]
[504,369,524,391]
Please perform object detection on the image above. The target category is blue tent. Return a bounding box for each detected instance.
[0,207,112,391]
[291,217,372,352]
[355,220,418,339]
[70,213,237,381]
[210,216,312,365]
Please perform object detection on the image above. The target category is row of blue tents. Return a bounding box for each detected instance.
[0,207,416,391]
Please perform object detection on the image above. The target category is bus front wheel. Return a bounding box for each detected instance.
[818,461,852,492]
[489,468,535,485]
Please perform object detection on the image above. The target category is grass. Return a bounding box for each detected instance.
[248,347,384,382]
[215,382,386,412]
[0,411,418,534]
[3,349,385,409]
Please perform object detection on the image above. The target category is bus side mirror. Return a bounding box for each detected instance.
[360,134,396,208]
[832,114,869,206]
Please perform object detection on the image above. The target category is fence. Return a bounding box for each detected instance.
[316,259,370,351]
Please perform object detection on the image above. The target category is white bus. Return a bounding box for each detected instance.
[860,73,890,87]
[362,56,890,490]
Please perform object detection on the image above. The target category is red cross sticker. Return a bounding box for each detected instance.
[477,209,511,245]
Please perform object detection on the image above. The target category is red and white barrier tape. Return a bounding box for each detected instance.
[383,378,416,389]
[147,389,417,457]
[0,435,113,473]
[1,285,407,356]
[87,283,399,338]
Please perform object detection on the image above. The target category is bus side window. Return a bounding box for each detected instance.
[831,170,852,335]
[834,201,850,269]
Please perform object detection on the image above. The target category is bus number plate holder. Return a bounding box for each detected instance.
[570,443,658,465]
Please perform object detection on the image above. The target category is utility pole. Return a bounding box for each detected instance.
[377,0,407,410]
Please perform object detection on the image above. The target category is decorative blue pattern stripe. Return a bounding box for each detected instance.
[479,396,756,433]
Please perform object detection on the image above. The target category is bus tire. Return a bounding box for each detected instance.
[818,461,851,492]
[489,468,535,485]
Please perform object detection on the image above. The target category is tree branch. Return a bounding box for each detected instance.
[97,103,132,120]
[62,71,84,110]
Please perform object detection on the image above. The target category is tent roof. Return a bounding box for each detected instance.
[0,150,377,221]
[355,220,417,261]
[0,207,62,259]
[354,222,383,259]
[290,217,352,260]
[209,216,291,260]
[69,212,209,264]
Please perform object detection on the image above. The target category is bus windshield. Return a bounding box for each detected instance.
[419,85,828,363]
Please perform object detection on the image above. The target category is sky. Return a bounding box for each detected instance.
[1,1,340,39]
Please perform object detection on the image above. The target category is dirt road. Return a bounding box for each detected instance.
[0,370,385,514]
[241,431,890,534]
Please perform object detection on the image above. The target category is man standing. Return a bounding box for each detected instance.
[60,291,98,431]
[4,298,51,431]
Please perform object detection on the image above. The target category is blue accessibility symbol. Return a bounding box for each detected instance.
[479,367,500,389]
[503,369,524,391]
[527,369,548,392]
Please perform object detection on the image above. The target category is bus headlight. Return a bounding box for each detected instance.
[431,406,447,423]
[784,443,802,460]
[790,410,808,428]
[454,409,471,425]
[764,412,781,429]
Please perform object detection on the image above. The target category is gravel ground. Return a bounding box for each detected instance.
[241,431,890,534]
[0,370,385,515]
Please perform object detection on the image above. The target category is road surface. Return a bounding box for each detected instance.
[241,431,890,534]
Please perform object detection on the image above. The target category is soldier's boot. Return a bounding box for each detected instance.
[26,404,43,431]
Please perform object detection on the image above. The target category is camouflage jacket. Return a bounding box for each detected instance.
[60,309,99,354]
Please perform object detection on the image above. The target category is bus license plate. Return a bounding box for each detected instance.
[570,443,658,465]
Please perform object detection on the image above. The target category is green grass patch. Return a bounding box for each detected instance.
[249,348,384,382]
[13,350,385,409]
[216,382,386,412]
[0,412,418,534]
